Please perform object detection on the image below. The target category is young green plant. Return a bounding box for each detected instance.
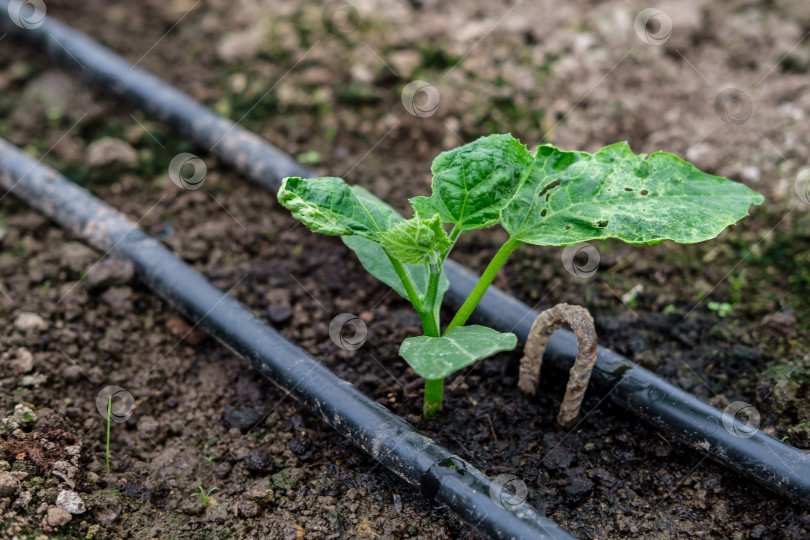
[191,486,218,507]
[278,134,762,418]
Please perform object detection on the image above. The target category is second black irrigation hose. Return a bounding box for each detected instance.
[2,6,809,506]
[0,138,574,540]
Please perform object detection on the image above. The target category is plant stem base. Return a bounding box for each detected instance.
[423,378,444,418]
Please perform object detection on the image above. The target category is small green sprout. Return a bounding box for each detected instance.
[205,455,216,462]
[708,301,734,318]
[278,134,763,418]
[191,486,218,507]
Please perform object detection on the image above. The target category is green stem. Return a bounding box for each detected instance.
[419,264,444,418]
[387,253,423,309]
[106,396,111,473]
[444,236,521,334]
[418,310,440,338]
[387,253,439,337]
[388,252,448,417]
[423,378,444,418]
[423,262,441,318]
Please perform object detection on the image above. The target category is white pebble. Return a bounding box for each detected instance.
[56,490,86,514]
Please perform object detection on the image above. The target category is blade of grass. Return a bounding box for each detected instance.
[106,395,112,473]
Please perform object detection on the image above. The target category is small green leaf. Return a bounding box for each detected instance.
[501,142,763,246]
[342,236,449,307]
[379,214,451,265]
[278,177,400,240]
[399,325,517,380]
[410,134,534,230]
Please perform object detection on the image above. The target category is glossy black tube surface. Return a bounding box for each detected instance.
[0,137,575,539]
[2,6,809,506]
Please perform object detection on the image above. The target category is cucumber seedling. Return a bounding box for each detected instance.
[279,134,762,418]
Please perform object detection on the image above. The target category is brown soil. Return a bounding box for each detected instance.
[1,0,809,538]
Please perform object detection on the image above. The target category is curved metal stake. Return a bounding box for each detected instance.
[518,303,598,427]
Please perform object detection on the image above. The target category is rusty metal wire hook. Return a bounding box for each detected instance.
[518,303,597,428]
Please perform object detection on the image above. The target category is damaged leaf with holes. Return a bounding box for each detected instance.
[278,133,763,418]
[501,142,762,245]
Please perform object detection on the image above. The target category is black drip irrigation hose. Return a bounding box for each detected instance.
[2,6,810,507]
[0,138,575,539]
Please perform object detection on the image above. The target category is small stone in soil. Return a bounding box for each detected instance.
[246,477,275,505]
[14,312,46,332]
[267,304,292,324]
[86,137,137,169]
[221,404,265,432]
[214,461,232,478]
[13,490,32,510]
[56,490,86,514]
[0,471,19,497]
[2,403,37,432]
[61,242,96,273]
[101,287,133,316]
[563,467,594,504]
[288,439,309,457]
[85,258,135,289]
[271,467,306,490]
[51,461,79,488]
[542,446,573,471]
[91,491,122,523]
[237,500,260,518]
[18,373,47,387]
[245,448,273,474]
[46,506,72,527]
[165,317,208,346]
[5,348,34,374]
[62,365,84,381]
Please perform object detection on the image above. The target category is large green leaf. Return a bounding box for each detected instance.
[399,325,517,380]
[410,134,534,230]
[278,177,401,240]
[379,214,451,265]
[342,236,449,314]
[501,143,764,246]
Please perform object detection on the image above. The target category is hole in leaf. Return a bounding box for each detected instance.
[624,187,633,192]
[565,225,572,230]
[640,190,649,196]
[596,220,608,228]
[540,209,547,217]
[539,179,562,197]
